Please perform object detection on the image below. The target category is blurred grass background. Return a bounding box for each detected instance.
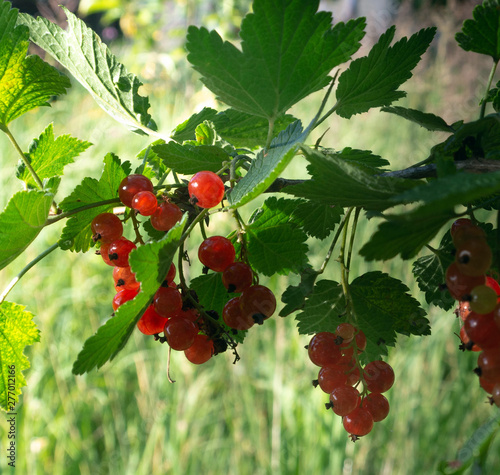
[1,0,500,473]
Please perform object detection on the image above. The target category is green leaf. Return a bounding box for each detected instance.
[152,142,230,175]
[381,106,452,132]
[17,8,153,134]
[0,1,70,126]
[186,1,365,120]
[246,197,309,276]
[335,26,436,118]
[0,301,40,411]
[455,0,500,61]
[17,123,91,188]
[72,216,187,374]
[295,280,345,334]
[285,146,417,210]
[349,272,430,362]
[228,120,308,207]
[412,236,456,311]
[391,170,500,212]
[0,190,53,270]
[280,267,318,317]
[58,154,130,252]
[190,272,236,318]
[292,200,343,239]
[359,211,452,261]
[171,107,297,148]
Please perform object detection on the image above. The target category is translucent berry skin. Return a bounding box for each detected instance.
[112,288,139,311]
[363,360,395,393]
[477,349,500,382]
[445,262,485,301]
[336,323,356,343]
[486,276,500,297]
[150,201,183,231]
[468,284,498,314]
[118,174,154,207]
[165,262,176,284]
[164,317,198,350]
[455,238,492,277]
[91,213,123,243]
[317,366,348,393]
[108,237,137,267]
[113,266,140,292]
[362,393,390,422]
[99,242,114,266]
[464,311,500,349]
[137,305,168,335]
[198,236,235,272]
[343,407,374,437]
[153,286,183,318]
[308,332,341,367]
[452,222,485,247]
[188,171,225,208]
[223,297,255,331]
[459,326,481,352]
[329,386,361,416]
[222,262,253,293]
[185,334,214,364]
[131,191,158,216]
[492,383,500,407]
[239,285,276,324]
[450,218,475,241]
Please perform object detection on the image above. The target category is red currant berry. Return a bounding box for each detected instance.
[445,262,485,300]
[457,300,471,321]
[99,242,114,266]
[184,334,214,364]
[468,284,498,314]
[336,323,356,343]
[491,383,500,407]
[198,236,235,272]
[480,376,496,394]
[450,218,475,241]
[165,262,176,284]
[91,213,123,243]
[108,237,137,267]
[363,360,395,393]
[455,238,492,277]
[308,332,342,367]
[223,297,255,331]
[317,366,348,393]
[486,276,500,296]
[164,317,198,350]
[362,393,390,422]
[239,285,276,324]
[329,386,361,416]
[222,262,253,293]
[136,305,168,335]
[150,200,183,231]
[153,286,183,317]
[112,288,139,311]
[453,224,486,247]
[118,174,154,208]
[477,349,500,383]
[343,407,374,438]
[188,171,225,208]
[459,326,481,351]
[113,266,140,292]
[131,191,158,216]
[464,310,500,349]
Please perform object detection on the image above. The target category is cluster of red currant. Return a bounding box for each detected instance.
[90,169,276,366]
[308,325,394,441]
[445,218,500,407]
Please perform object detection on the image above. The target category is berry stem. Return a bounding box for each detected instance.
[480,59,498,120]
[0,243,59,304]
[310,72,339,131]
[130,211,145,245]
[45,198,122,225]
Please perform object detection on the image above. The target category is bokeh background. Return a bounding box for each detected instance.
[1,0,499,473]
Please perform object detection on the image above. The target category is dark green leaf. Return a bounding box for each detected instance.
[286,146,417,210]
[186,1,365,119]
[280,267,318,317]
[72,217,187,374]
[246,197,309,276]
[291,200,343,239]
[0,301,40,411]
[350,272,430,362]
[336,26,436,118]
[381,106,452,132]
[295,280,345,334]
[17,8,153,133]
[58,154,129,252]
[152,142,230,175]
[455,0,500,61]
[0,190,53,269]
